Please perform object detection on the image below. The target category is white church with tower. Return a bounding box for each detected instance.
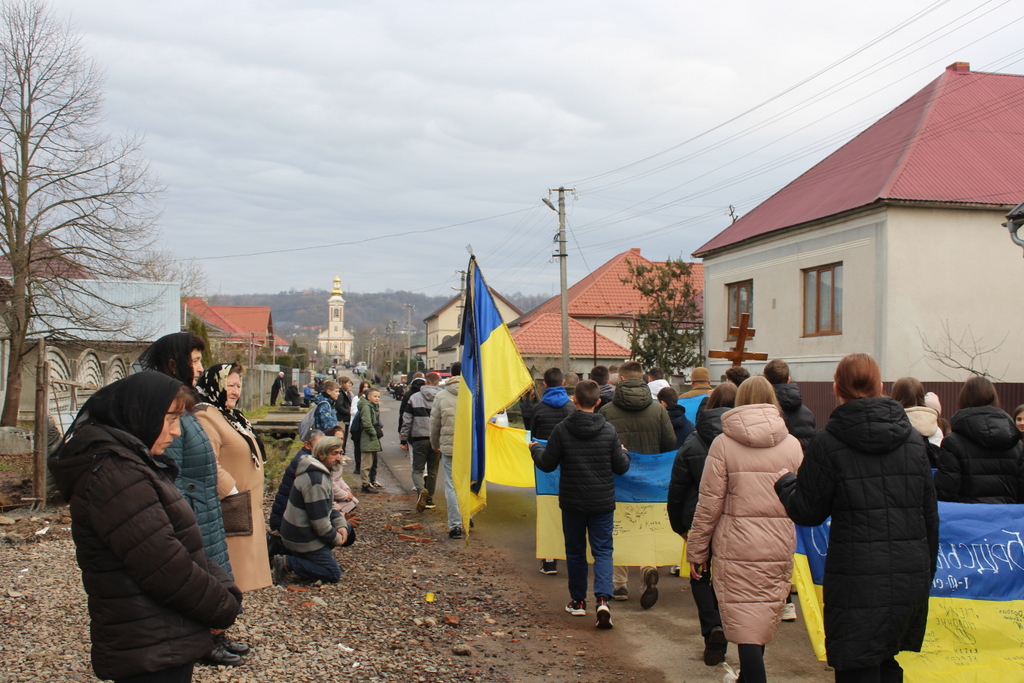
[317,276,354,368]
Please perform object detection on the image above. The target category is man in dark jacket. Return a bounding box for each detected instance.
[284,380,301,406]
[600,360,676,607]
[770,358,815,454]
[269,430,325,532]
[270,371,285,405]
[532,367,576,439]
[531,380,629,630]
[591,365,615,408]
[398,373,426,448]
[334,376,355,454]
[274,436,356,584]
[764,358,816,453]
[658,386,695,449]
[400,372,443,512]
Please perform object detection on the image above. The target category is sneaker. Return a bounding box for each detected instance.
[640,567,660,609]
[372,480,385,489]
[703,626,727,666]
[449,527,464,540]
[565,599,586,616]
[416,488,429,513]
[271,554,287,586]
[669,564,681,576]
[612,586,629,601]
[540,560,558,575]
[360,485,379,494]
[723,662,739,682]
[424,499,436,509]
[781,601,797,622]
[595,597,613,629]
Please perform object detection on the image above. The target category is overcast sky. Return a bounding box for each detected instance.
[48,0,1023,299]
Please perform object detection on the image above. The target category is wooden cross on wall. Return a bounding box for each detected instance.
[707,312,768,368]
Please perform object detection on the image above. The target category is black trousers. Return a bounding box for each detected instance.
[115,663,194,683]
[691,552,723,642]
[834,656,903,683]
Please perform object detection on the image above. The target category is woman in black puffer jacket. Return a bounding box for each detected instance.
[667,381,736,666]
[49,373,240,683]
[775,354,937,682]
[935,376,1024,504]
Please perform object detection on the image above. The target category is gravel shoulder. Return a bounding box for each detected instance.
[0,474,663,683]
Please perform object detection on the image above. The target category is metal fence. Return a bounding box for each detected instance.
[796,381,1024,429]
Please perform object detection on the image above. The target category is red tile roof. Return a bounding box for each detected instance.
[511,313,631,357]
[184,297,273,345]
[695,63,1024,256]
[516,249,704,323]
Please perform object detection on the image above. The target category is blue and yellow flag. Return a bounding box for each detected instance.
[794,502,1024,681]
[453,257,534,534]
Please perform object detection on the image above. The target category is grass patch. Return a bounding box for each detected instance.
[264,437,300,488]
[244,404,274,421]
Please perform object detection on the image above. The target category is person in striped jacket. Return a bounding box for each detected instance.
[273,436,356,584]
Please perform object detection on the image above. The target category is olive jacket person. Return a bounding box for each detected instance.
[775,397,939,672]
[599,378,676,455]
[935,405,1024,504]
[49,373,240,681]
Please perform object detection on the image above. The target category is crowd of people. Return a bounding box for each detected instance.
[46,334,1024,682]
[529,354,1023,683]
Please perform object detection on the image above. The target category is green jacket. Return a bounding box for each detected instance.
[599,378,676,454]
[358,397,382,453]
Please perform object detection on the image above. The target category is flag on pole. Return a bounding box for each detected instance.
[452,256,534,534]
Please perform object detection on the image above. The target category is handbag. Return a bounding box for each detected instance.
[221,490,253,537]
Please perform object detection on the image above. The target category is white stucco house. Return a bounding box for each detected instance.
[694,62,1024,383]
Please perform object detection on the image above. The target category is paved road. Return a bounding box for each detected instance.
[371,393,832,682]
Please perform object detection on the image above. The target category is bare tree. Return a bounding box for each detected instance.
[919,321,1008,381]
[0,0,161,425]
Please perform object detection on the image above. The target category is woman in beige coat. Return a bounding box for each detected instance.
[686,376,803,683]
[196,364,272,593]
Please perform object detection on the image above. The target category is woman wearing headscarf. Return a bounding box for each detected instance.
[48,373,240,683]
[137,333,249,665]
[195,363,272,592]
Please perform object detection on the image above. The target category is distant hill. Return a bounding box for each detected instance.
[210,289,548,335]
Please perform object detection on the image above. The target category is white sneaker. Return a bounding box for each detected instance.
[781,601,797,621]
[723,663,739,683]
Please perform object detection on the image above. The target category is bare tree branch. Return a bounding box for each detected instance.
[919,321,1009,382]
[0,0,163,425]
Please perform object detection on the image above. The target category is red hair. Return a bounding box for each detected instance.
[834,353,882,402]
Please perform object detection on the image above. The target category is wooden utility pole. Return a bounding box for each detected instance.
[32,340,49,505]
[545,188,571,372]
[404,304,413,374]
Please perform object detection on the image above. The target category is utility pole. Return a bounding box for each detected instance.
[404,304,413,374]
[544,187,571,372]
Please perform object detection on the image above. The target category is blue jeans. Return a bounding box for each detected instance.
[441,454,462,530]
[286,545,341,583]
[561,509,614,601]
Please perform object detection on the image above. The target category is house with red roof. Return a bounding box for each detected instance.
[423,291,521,371]
[509,248,703,375]
[183,296,275,360]
[694,62,1024,382]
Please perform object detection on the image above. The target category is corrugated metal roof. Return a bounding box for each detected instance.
[511,313,631,357]
[34,279,180,342]
[516,249,704,324]
[695,64,1024,256]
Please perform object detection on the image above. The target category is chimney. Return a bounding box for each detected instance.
[947,62,970,73]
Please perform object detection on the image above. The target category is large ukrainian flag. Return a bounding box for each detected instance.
[452,256,534,535]
[794,502,1024,681]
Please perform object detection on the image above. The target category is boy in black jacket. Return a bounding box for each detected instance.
[530,380,630,629]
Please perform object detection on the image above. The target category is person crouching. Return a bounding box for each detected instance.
[273,436,356,584]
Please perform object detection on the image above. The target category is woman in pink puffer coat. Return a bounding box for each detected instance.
[687,376,804,683]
